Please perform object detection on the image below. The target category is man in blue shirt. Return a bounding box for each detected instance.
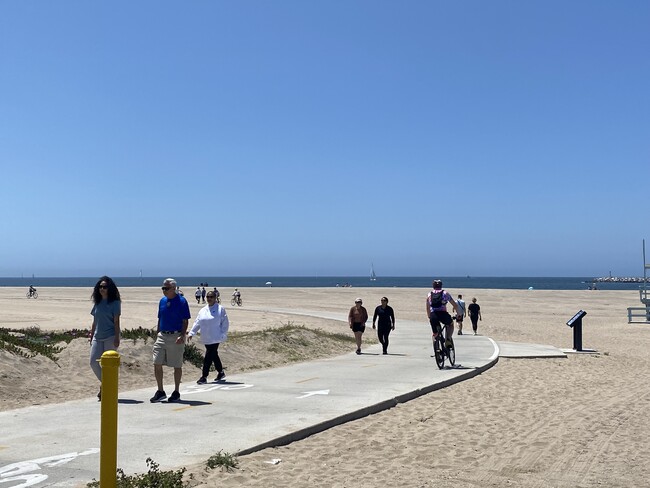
[151,278,191,403]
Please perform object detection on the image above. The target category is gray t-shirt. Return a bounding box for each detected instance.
[91,299,121,340]
[456,299,466,316]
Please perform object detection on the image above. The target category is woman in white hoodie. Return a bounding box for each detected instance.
[187,290,229,384]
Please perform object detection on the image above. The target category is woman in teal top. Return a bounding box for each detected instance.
[89,276,121,400]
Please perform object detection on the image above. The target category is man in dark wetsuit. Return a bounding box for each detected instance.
[372,297,395,355]
[426,280,459,348]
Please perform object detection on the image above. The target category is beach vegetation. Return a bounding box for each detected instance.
[228,321,356,363]
[121,326,158,343]
[183,343,206,370]
[0,322,358,371]
[229,321,353,344]
[206,450,239,471]
[0,326,85,363]
[86,458,192,487]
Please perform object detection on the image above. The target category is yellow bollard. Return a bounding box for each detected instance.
[99,350,120,488]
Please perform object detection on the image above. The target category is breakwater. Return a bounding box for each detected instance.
[593,276,648,283]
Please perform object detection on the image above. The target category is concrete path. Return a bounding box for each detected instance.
[497,341,567,358]
[0,311,502,488]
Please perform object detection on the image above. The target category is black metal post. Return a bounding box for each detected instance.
[572,317,582,351]
[567,310,586,352]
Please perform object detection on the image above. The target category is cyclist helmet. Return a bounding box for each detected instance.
[432,280,443,289]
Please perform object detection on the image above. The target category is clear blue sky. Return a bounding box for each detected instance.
[1,1,648,277]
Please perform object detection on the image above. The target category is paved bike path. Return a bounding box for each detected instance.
[0,311,498,487]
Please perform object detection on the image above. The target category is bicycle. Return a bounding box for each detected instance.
[432,323,455,369]
[230,296,242,307]
[26,290,38,299]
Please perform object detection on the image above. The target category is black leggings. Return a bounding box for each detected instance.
[377,325,392,352]
[202,343,223,377]
[470,315,479,332]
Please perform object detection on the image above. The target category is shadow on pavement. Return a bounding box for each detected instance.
[166,400,212,406]
[118,399,144,405]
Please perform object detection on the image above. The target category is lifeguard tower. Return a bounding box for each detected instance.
[627,239,650,323]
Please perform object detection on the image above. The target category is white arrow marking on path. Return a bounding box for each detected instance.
[181,383,254,396]
[297,389,329,399]
[0,449,99,487]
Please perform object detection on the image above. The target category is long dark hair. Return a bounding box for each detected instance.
[92,276,121,304]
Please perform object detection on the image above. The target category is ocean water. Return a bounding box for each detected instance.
[0,276,645,291]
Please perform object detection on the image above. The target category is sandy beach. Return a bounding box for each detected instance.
[1,286,649,487]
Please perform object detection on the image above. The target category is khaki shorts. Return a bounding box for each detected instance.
[152,333,185,368]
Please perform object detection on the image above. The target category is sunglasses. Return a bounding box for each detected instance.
[206,295,216,299]
[99,285,108,290]
[161,286,172,291]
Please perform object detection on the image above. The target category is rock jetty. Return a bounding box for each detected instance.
[593,276,648,283]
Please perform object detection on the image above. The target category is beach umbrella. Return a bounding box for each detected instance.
[265,281,272,287]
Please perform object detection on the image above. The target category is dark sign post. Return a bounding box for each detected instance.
[566,310,587,351]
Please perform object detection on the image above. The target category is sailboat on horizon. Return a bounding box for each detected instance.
[370,263,377,281]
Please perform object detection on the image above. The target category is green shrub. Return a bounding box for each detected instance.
[206,450,239,471]
[183,343,205,369]
[86,457,192,487]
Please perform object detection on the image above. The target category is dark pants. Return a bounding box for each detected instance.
[377,325,392,353]
[470,315,479,332]
[202,343,223,377]
[429,311,453,333]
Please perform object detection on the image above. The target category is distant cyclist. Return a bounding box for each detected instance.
[28,285,37,297]
[426,280,459,348]
[232,288,241,305]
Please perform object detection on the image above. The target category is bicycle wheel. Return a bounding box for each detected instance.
[26,291,31,298]
[433,337,445,369]
[33,292,38,299]
[237,298,242,306]
[231,298,236,306]
[446,337,455,366]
